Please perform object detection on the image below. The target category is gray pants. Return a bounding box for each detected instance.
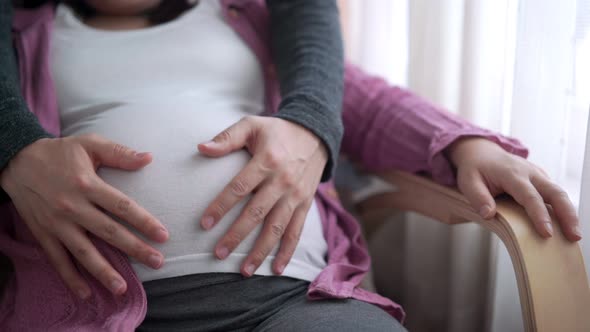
[137,273,406,332]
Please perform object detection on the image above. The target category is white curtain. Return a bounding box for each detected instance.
[575,0,590,281]
[581,116,590,279]
[338,0,589,331]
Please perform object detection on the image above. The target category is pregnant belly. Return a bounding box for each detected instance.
[63,100,255,250]
[60,100,328,282]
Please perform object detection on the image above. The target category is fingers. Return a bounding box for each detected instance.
[235,154,320,276]
[532,176,581,242]
[272,201,309,275]
[91,179,169,243]
[458,171,497,218]
[238,197,300,277]
[37,234,91,300]
[26,183,163,298]
[199,116,326,277]
[200,156,268,230]
[213,179,284,262]
[19,200,91,300]
[58,224,127,295]
[74,203,164,270]
[198,117,256,157]
[503,178,553,237]
[80,134,152,170]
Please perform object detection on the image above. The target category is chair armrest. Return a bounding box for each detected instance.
[355,170,590,332]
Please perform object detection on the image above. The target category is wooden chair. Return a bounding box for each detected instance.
[352,170,590,332]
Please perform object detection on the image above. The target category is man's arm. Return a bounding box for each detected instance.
[0,1,53,202]
[266,0,344,182]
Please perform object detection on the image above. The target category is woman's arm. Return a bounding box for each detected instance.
[340,63,528,185]
[266,0,344,182]
[340,63,580,242]
[0,1,53,202]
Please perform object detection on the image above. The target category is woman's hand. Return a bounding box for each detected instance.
[447,137,581,242]
[198,116,328,277]
[0,135,169,299]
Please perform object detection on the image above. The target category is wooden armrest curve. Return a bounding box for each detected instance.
[355,170,590,332]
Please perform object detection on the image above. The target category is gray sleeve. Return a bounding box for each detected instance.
[266,0,344,182]
[0,2,53,202]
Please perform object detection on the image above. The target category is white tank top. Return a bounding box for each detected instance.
[50,0,328,282]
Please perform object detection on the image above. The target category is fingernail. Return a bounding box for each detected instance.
[149,254,163,269]
[544,222,554,236]
[110,279,124,294]
[135,152,150,158]
[216,246,229,260]
[276,264,285,275]
[156,227,169,241]
[479,205,492,218]
[77,288,90,300]
[201,216,214,230]
[572,225,582,238]
[245,264,255,275]
[201,141,218,149]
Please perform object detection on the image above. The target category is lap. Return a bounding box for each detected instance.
[138,273,404,332]
[254,296,406,332]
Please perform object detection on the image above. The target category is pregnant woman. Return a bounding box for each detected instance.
[2,1,406,331]
[52,0,331,283]
[0,0,581,331]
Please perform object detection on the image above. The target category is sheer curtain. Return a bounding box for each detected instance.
[338,0,589,331]
[575,0,590,281]
[581,118,590,279]
[571,0,590,298]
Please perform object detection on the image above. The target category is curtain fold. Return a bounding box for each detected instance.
[580,113,590,281]
[576,0,590,280]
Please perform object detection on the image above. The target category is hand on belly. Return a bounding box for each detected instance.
[66,101,327,280]
[196,115,329,278]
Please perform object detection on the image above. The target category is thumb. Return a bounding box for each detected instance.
[81,135,152,170]
[198,117,255,157]
[458,170,497,219]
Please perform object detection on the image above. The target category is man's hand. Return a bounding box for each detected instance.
[447,137,581,242]
[198,116,328,277]
[0,135,169,299]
